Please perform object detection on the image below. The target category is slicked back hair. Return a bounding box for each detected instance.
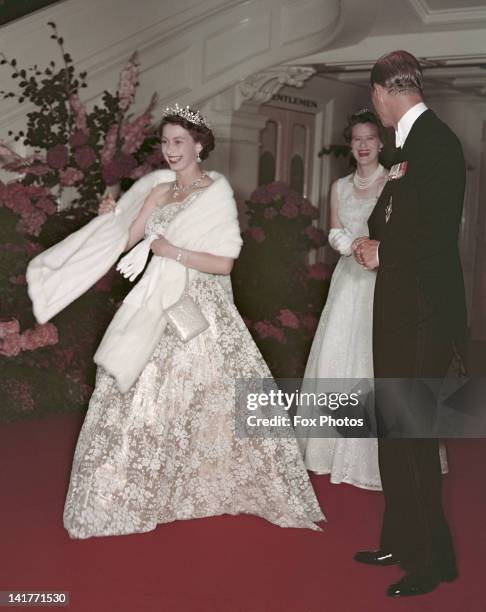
[370,50,423,95]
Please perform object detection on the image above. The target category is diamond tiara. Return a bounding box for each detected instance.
[161,103,211,128]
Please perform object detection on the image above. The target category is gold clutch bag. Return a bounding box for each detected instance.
[164,267,209,342]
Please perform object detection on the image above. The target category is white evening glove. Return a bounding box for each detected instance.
[116,234,158,282]
[328,228,355,256]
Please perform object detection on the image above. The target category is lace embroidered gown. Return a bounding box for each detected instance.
[63,189,325,538]
[298,174,447,490]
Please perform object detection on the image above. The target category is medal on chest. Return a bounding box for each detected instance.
[387,161,408,181]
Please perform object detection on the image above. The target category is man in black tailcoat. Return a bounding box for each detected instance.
[352,50,467,597]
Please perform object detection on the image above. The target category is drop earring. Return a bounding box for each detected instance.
[196,152,202,163]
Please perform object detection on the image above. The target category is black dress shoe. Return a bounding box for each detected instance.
[354,549,400,566]
[440,566,459,583]
[387,572,439,597]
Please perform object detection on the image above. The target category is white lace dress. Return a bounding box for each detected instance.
[63,190,325,538]
[298,174,448,490]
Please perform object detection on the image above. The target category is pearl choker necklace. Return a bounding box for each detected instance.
[172,172,208,196]
[353,164,385,190]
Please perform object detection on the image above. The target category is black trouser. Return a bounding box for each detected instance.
[378,438,456,576]
[374,324,457,577]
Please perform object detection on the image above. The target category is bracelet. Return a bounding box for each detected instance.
[175,248,185,264]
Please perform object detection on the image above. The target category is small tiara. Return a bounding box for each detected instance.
[162,103,211,128]
[354,107,372,116]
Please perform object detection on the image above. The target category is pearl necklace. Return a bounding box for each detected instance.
[353,164,385,190]
[172,171,208,196]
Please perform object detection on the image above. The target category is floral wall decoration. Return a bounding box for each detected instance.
[232,182,332,378]
[0,22,165,422]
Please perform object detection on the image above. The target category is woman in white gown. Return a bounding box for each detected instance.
[62,106,325,538]
[299,109,447,489]
[299,110,389,489]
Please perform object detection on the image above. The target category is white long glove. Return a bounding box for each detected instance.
[116,234,158,282]
[328,228,354,256]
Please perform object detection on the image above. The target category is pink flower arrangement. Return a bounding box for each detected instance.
[277,309,300,329]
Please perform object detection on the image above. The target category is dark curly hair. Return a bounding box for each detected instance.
[160,112,215,160]
[343,109,385,144]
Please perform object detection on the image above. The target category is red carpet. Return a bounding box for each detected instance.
[0,413,485,612]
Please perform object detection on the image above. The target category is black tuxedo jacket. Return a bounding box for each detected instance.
[368,109,467,377]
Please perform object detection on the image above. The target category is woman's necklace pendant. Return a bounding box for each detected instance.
[172,172,208,196]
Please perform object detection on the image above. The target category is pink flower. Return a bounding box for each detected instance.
[69,130,89,147]
[267,323,285,343]
[242,317,252,329]
[46,144,69,170]
[20,323,58,351]
[102,153,137,185]
[0,318,20,338]
[74,145,96,169]
[281,201,299,218]
[59,167,84,186]
[306,262,332,280]
[277,309,300,329]
[0,333,21,357]
[304,225,326,246]
[267,181,290,196]
[254,321,285,343]
[118,52,140,112]
[25,164,50,177]
[263,207,277,220]
[248,227,266,243]
[250,182,289,205]
[36,198,57,215]
[69,94,89,133]
[101,123,120,165]
[16,209,47,236]
[121,93,157,154]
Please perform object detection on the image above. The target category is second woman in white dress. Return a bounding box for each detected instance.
[299,110,387,489]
